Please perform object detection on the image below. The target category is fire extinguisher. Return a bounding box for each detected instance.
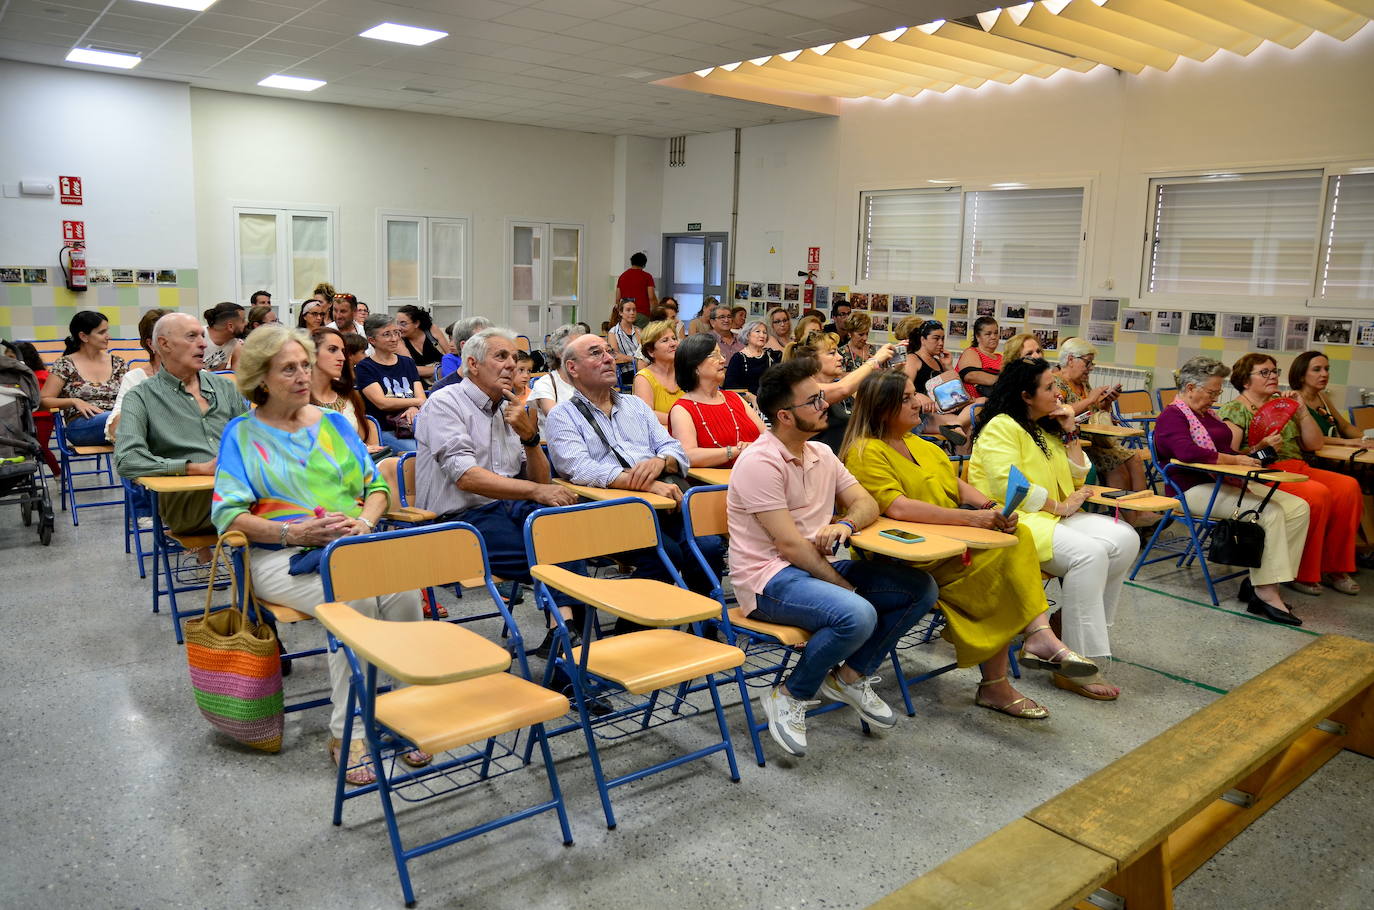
[798,269,816,305]
[60,243,87,292]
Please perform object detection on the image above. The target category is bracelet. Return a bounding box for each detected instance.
[1061,430,1080,444]
[981,500,996,511]
[726,445,735,461]
[279,522,291,548]
[836,519,857,535]
[357,515,374,530]
[519,432,541,448]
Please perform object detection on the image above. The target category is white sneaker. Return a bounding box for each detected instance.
[137,517,154,530]
[820,671,897,729]
[760,685,816,757]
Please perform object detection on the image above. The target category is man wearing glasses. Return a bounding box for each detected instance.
[823,300,853,337]
[356,314,426,453]
[727,359,939,757]
[711,304,745,361]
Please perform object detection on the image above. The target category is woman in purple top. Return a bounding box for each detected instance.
[1152,356,1310,626]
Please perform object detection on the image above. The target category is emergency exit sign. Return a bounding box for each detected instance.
[687,222,701,231]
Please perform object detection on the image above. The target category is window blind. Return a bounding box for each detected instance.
[1147,172,1321,296]
[1318,172,1374,300]
[960,186,1084,291]
[860,188,961,283]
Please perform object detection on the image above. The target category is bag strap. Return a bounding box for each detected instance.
[201,535,241,623]
[571,396,632,469]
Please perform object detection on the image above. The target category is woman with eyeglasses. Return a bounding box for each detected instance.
[956,316,1002,399]
[904,319,968,448]
[783,330,894,454]
[296,299,328,331]
[1053,338,1148,500]
[669,334,764,468]
[1153,357,1311,623]
[1218,352,1361,597]
[764,307,791,354]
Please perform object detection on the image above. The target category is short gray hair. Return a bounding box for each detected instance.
[545,323,587,369]
[742,320,768,343]
[1175,356,1229,391]
[450,316,493,349]
[1059,337,1097,361]
[461,327,517,366]
[363,313,395,339]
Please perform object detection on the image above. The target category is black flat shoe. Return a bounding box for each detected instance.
[1247,597,1302,626]
[1238,578,1253,604]
[530,626,581,660]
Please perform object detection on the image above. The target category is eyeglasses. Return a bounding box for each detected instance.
[1074,355,1096,366]
[377,330,401,340]
[713,312,731,320]
[580,345,610,359]
[772,317,790,324]
[785,392,828,413]
[1251,368,1280,379]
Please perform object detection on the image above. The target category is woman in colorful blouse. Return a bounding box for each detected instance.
[39,310,129,446]
[211,325,425,786]
[1218,352,1361,596]
[842,370,1098,718]
[668,334,764,468]
[838,312,876,374]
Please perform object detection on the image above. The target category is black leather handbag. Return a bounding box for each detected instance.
[1208,478,1274,568]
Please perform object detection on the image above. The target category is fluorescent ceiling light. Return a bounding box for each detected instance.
[66,48,140,68]
[991,182,1027,188]
[915,21,943,35]
[258,74,326,91]
[877,27,908,41]
[130,0,218,10]
[359,23,447,46]
[927,178,957,184]
[843,35,870,49]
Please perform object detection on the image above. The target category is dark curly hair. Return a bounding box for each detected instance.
[971,356,1061,457]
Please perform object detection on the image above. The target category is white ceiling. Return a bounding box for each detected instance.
[0,0,993,137]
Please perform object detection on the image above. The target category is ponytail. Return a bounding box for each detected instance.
[64,310,108,355]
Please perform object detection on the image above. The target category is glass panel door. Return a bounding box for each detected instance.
[548,224,583,341]
[238,212,277,301]
[509,221,545,340]
[429,218,466,329]
[384,218,420,302]
[289,214,331,302]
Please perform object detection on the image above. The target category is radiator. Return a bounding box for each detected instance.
[1050,360,1153,394]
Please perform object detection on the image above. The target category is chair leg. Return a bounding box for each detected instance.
[888,649,917,717]
[533,725,574,847]
[733,665,768,767]
[366,728,419,909]
[704,674,741,783]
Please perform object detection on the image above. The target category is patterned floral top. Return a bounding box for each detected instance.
[840,342,875,374]
[49,354,129,423]
[210,409,388,534]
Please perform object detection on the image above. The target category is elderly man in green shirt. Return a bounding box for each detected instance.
[114,312,247,535]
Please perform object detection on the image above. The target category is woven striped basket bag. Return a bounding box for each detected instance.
[184,537,284,752]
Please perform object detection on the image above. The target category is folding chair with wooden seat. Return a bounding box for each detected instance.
[135,475,228,643]
[53,413,122,525]
[521,497,747,829]
[1112,389,1161,487]
[313,522,573,908]
[1155,387,1178,411]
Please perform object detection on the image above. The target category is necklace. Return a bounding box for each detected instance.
[685,393,745,448]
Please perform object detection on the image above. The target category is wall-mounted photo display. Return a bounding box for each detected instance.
[1000,300,1026,321]
[948,298,969,316]
[22,268,48,284]
[735,283,750,300]
[948,318,969,341]
[1187,312,1217,336]
[815,286,830,308]
[1254,315,1280,351]
[1121,308,1151,332]
[1055,304,1083,326]
[0,268,21,283]
[1311,317,1354,345]
[1354,319,1374,348]
[872,315,890,332]
[1086,321,1116,345]
[915,295,936,315]
[850,292,869,309]
[1151,310,1183,335]
[1090,298,1122,322]
[998,322,1023,342]
[869,293,890,313]
[1027,306,1056,325]
[88,268,112,284]
[892,295,912,314]
[766,282,781,299]
[156,269,177,285]
[1221,313,1255,339]
[749,300,767,316]
[1282,316,1311,351]
[783,284,799,301]
[750,282,764,299]
[786,302,800,317]
[975,298,997,316]
[136,269,157,284]
[1033,328,1060,351]
[112,268,135,283]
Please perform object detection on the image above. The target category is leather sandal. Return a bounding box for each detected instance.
[329,737,377,787]
[1323,574,1360,596]
[400,748,432,768]
[975,676,1049,719]
[1052,672,1120,701]
[1016,625,1098,678]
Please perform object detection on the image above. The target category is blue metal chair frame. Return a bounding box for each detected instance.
[1154,387,1178,412]
[1111,391,1161,488]
[121,477,155,578]
[521,496,743,830]
[1350,405,1373,431]
[53,413,122,525]
[142,484,227,643]
[322,523,570,908]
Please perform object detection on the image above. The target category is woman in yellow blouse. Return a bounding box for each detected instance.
[968,357,1139,701]
[631,320,683,426]
[841,370,1098,719]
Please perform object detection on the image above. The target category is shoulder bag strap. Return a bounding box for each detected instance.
[571,396,632,469]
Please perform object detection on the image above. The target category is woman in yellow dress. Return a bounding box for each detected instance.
[841,370,1098,719]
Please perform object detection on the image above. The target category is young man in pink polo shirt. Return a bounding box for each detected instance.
[727,359,939,757]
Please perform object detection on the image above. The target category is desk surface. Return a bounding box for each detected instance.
[1080,484,1179,513]
[686,467,732,485]
[883,517,1019,550]
[1312,445,1374,465]
[554,478,678,510]
[1078,423,1143,438]
[849,517,967,562]
[135,475,216,493]
[1171,461,1308,484]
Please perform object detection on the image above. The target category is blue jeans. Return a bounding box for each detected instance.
[378,428,417,453]
[65,411,111,447]
[456,500,587,610]
[751,559,938,700]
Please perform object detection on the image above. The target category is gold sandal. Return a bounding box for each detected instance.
[328,737,377,786]
[975,676,1049,719]
[1017,625,1098,679]
[1052,672,1120,701]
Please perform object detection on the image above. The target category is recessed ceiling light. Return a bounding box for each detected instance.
[66,47,140,68]
[359,23,447,46]
[258,74,326,91]
[130,0,219,11]
[991,182,1027,188]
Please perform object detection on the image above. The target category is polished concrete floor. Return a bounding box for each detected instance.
[2,488,1372,909]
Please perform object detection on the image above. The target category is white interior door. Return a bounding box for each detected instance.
[380,213,468,331]
[507,221,584,345]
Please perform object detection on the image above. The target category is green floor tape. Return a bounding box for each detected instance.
[1125,580,1319,636]
[1106,656,1228,695]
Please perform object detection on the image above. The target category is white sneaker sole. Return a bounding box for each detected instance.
[820,678,897,729]
[759,692,806,757]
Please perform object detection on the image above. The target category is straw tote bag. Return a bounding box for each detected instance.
[183,538,284,752]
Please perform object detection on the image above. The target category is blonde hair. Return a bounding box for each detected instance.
[639,319,677,360]
[841,311,872,334]
[784,330,838,363]
[793,315,823,342]
[236,325,316,406]
[1003,332,1039,364]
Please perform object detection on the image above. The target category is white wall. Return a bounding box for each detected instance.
[190,89,616,323]
[0,60,197,269]
[612,135,665,280]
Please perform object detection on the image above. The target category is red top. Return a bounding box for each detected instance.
[33,368,51,417]
[963,348,1003,398]
[616,267,656,316]
[670,392,760,467]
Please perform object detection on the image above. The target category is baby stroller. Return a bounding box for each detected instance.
[0,348,56,545]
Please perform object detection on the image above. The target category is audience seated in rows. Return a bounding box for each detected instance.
[650,298,685,341]
[838,312,876,374]
[246,304,278,335]
[607,300,644,388]
[39,310,130,446]
[764,307,791,355]
[822,298,852,337]
[433,316,493,389]
[356,313,426,453]
[728,358,939,757]
[668,334,764,469]
[723,319,779,395]
[394,304,448,384]
[902,319,969,449]
[296,298,327,331]
[708,303,745,362]
[201,302,244,371]
[632,319,681,426]
[105,307,171,444]
[326,292,365,338]
[957,316,1001,400]
[1053,338,1150,503]
[783,331,895,453]
[968,358,1139,700]
[530,323,585,425]
[1292,351,1372,450]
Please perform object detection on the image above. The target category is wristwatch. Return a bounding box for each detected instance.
[519,432,541,448]
[1061,430,1081,444]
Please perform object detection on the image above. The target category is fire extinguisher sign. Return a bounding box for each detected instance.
[63,220,85,243]
[807,246,820,271]
[59,176,83,205]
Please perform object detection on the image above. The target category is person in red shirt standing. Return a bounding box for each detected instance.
[615,252,659,326]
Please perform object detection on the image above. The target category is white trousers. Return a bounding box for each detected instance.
[250,546,423,739]
[1042,512,1141,659]
[1181,483,1309,588]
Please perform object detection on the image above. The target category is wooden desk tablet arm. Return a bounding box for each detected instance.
[530,565,721,628]
[314,602,511,686]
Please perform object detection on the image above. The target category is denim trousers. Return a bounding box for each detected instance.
[455,499,587,610]
[751,559,939,700]
[65,411,111,446]
[378,428,416,453]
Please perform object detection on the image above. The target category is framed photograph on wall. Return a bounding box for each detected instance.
[783,284,799,301]
[1311,317,1354,345]
[1121,308,1151,332]
[815,286,830,308]
[1086,321,1116,345]
[915,296,936,315]
[1354,319,1374,348]
[1151,311,1183,335]
[1283,316,1311,351]
[1000,300,1026,321]
[1033,328,1060,351]
[734,283,750,300]
[1221,314,1256,339]
[1187,312,1217,336]
[1056,304,1083,326]
[850,292,869,309]
[1027,306,1056,325]
[1090,298,1122,322]
[766,283,781,299]
[892,295,912,314]
[975,298,997,316]
[948,318,969,341]
[869,293,890,313]
[998,322,1023,342]
[948,298,969,316]
[750,282,764,299]
[22,268,48,284]
[1254,315,1280,351]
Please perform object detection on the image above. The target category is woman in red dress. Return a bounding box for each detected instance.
[668,333,765,468]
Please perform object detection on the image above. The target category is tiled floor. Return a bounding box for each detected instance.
[2,490,1371,908]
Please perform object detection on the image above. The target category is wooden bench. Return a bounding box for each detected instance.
[872,634,1374,909]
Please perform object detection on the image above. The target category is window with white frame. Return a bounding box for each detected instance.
[1144,171,1323,297]
[234,206,336,307]
[1318,171,1374,301]
[860,188,961,283]
[379,214,469,325]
